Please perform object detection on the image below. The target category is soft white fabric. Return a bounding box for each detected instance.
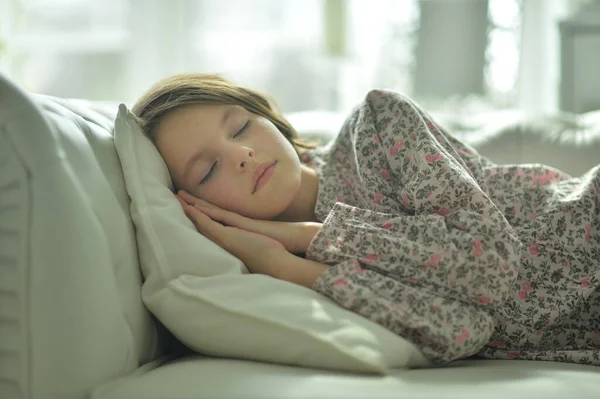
[113,103,430,374]
[0,76,164,399]
[92,356,600,399]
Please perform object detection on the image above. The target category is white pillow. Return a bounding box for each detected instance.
[113,103,430,374]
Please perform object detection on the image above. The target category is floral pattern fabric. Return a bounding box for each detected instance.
[300,90,600,366]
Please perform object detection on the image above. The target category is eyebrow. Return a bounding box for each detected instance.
[182,106,235,184]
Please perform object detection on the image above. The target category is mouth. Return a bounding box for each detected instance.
[252,161,277,194]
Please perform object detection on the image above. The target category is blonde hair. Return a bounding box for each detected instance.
[132,73,319,157]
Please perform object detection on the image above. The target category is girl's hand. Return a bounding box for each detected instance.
[177,190,321,254]
[176,196,287,277]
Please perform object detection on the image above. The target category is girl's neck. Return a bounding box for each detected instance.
[272,164,319,223]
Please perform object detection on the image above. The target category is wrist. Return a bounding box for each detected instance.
[277,253,328,288]
[296,222,322,254]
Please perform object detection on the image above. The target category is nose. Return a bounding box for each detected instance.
[237,147,255,170]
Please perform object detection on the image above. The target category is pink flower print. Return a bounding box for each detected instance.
[353,261,368,274]
[472,239,484,257]
[334,279,348,286]
[361,254,378,264]
[529,213,537,220]
[344,179,353,189]
[507,352,519,359]
[581,276,591,289]
[396,306,405,313]
[373,193,384,205]
[449,280,456,287]
[373,135,380,144]
[425,121,438,131]
[584,224,591,243]
[425,254,442,269]
[389,140,405,157]
[487,339,505,348]
[425,153,443,164]
[435,207,450,216]
[563,260,569,268]
[529,244,540,256]
[457,149,474,157]
[478,295,491,305]
[381,169,391,179]
[456,328,470,345]
[401,193,410,208]
[534,171,557,186]
[552,306,558,311]
[336,194,345,203]
[517,282,533,300]
[406,278,419,284]
[382,223,393,230]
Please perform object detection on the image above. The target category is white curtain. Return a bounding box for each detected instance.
[518,0,569,114]
[0,0,593,114]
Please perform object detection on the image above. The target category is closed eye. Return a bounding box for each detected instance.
[234,120,251,137]
[200,120,252,185]
[200,162,216,185]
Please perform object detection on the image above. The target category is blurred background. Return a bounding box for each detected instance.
[1,0,599,115]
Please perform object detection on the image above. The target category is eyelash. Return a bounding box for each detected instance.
[199,120,252,185]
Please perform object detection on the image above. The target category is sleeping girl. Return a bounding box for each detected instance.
[132,73,600,366]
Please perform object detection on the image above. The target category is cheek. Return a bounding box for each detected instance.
[205,181,248,211]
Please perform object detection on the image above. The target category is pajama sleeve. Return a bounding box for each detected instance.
[305,90,523,365]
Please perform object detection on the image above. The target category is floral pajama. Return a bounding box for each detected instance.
[300,90,600,366]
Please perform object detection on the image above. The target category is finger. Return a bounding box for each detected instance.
[178,190,216,209]
[183,203,221,237]
[175,194,187,209]
[177,190,196,205]
[193,203,242,227]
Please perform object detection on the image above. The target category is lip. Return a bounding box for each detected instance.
[252,161,277,193]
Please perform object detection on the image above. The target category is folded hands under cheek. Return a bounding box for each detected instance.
[175,190,322,276]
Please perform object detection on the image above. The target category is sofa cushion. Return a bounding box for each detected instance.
[0,74,166,399]
[91,356,600,399]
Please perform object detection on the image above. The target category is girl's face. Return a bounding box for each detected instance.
[155,103,302,220]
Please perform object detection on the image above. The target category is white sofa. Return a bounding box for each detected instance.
[1,73,599,399]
